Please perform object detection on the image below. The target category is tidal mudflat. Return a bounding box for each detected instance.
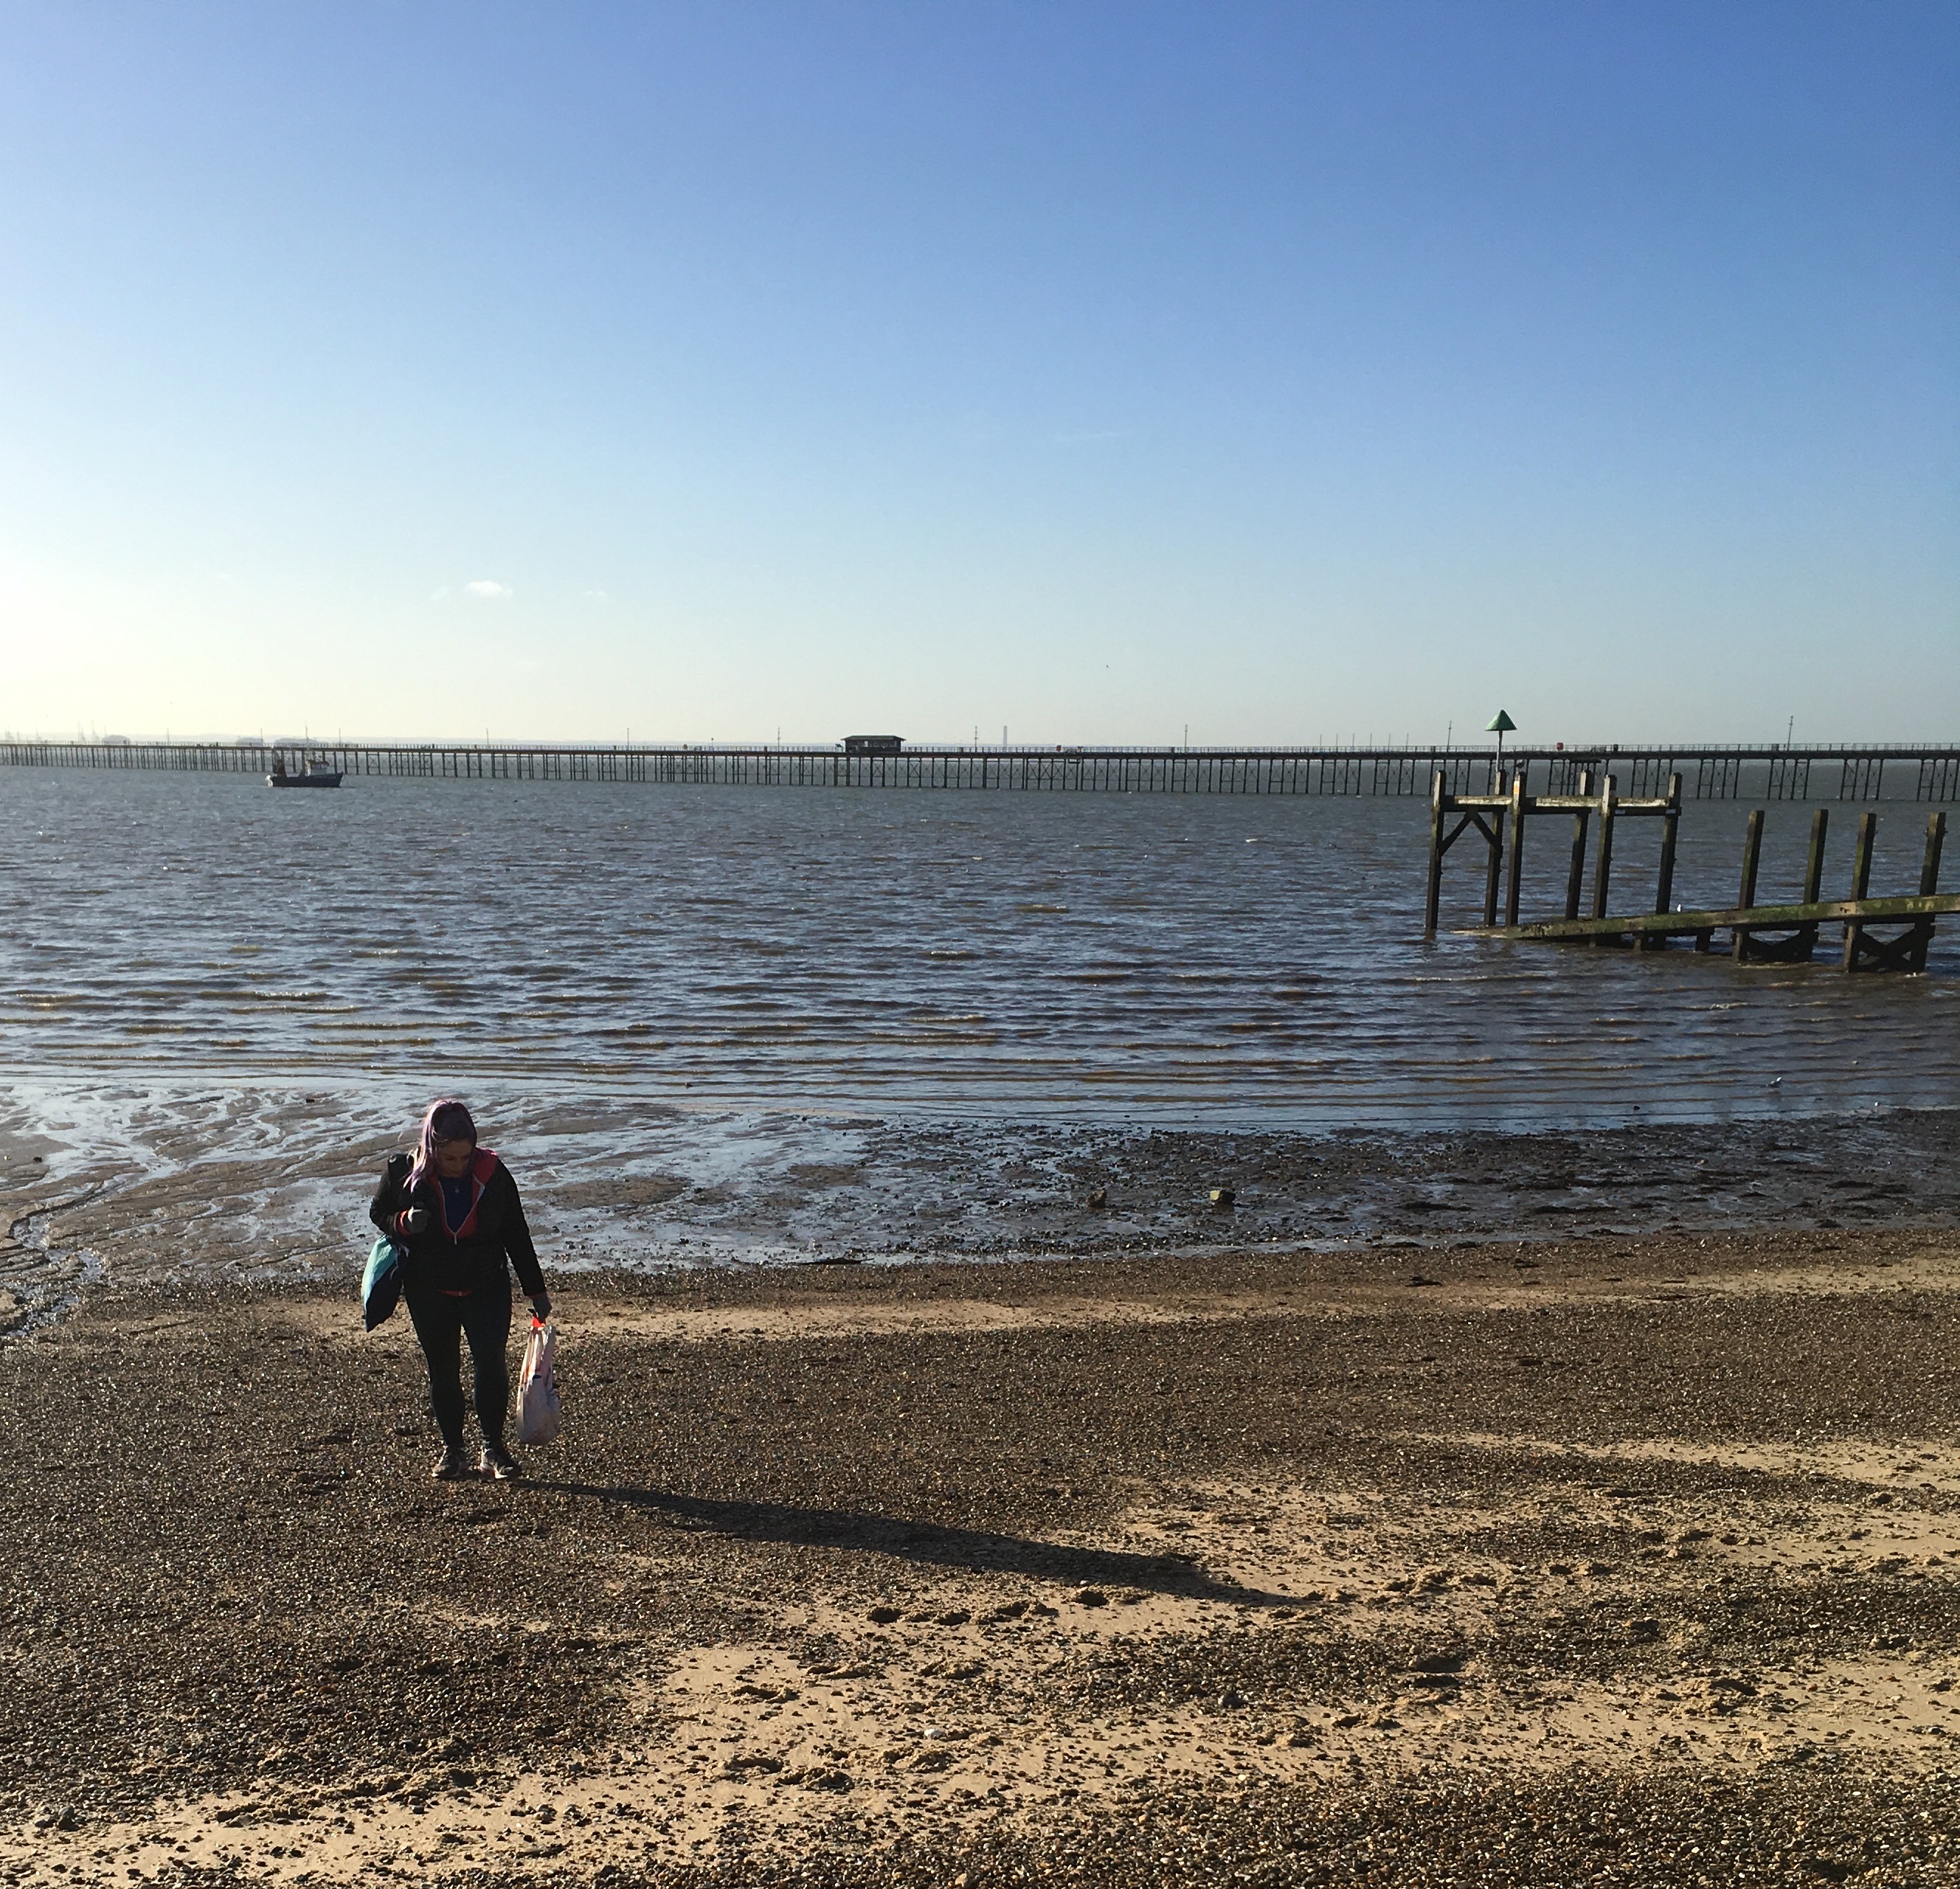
[8,1222,1960,1885]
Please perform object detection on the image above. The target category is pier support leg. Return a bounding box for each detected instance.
[1503,768,1527,928]
[1909,811,1947,971]
[1734,809,1765,963]
[1565,771,1593,921]
[1424,770,1446,935]
[1790,806,1829,960]
[1919,809,1947,898]
[1842,811,1877,970]
[1644,772,1682,950]
[1737,808,1765,907]
[1804,807,1830,904]
[1482,775,1506,927]
[1589,775,1618,935]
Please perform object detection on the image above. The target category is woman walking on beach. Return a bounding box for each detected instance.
[370,1099,552,1481]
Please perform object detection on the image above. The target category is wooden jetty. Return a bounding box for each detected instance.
[1427,764,1952,971]
[1,738,1956,801]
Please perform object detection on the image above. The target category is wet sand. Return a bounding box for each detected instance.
[3,1103,1957,1330]
[7,1219,1960,1884]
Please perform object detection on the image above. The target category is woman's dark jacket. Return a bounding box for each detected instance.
[368,1151,546,1298]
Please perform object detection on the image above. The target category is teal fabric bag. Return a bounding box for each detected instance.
[361,1236,405,1331]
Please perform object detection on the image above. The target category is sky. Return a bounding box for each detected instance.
[0,1,1954,746]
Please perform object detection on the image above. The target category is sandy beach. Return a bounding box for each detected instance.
[7,1208,1960,1885]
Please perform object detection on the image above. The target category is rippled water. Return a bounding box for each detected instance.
[2,767,1955,1124]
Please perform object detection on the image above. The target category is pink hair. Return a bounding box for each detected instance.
[409,1097,477,1191]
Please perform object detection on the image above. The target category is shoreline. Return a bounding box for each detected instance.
[3,1106,1956,1337]
[8,1221,1960,1884]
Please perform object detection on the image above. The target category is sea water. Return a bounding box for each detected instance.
[0,768,1953,1286]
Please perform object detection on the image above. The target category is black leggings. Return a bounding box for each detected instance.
[406,1283,512,1449]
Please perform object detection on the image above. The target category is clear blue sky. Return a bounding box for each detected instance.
[1,1,1953,745]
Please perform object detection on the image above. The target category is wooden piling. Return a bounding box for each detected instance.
[1642,772,1683,951]
[1737,809,1765,909]
[1776,805,1832,962]
[1842,811,1877,969]
[1590,774,1618,927]
[1655,773,1683,909]
[1734,810,1766,963]
[1565,770,1593,921]
[1804,808,1829,904]
[1850,811,1877,898]
[1910,811,1947,971]
[1424,769,1447,935]
[1482,771,1506,928]
[1921,809,1947,896]
[1503,767,1528,928]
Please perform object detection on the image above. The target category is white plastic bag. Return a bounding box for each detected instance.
[516,1318,561,1446]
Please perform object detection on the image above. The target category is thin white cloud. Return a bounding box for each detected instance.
[463,579,513,600]
[582,589,612,603]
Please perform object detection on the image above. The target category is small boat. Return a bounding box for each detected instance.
[267,755,343,788]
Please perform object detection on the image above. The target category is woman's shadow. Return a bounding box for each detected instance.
[522,1480,1295,1606]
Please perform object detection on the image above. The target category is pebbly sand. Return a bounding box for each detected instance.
[7,1193,1960,1884]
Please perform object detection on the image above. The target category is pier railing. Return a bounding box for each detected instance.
[0,740,1954,800]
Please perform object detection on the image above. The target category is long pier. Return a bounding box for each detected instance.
[0,739,1956,800]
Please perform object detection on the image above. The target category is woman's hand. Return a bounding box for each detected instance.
[399,1205,434,1238]
[530,1292,553,1322]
